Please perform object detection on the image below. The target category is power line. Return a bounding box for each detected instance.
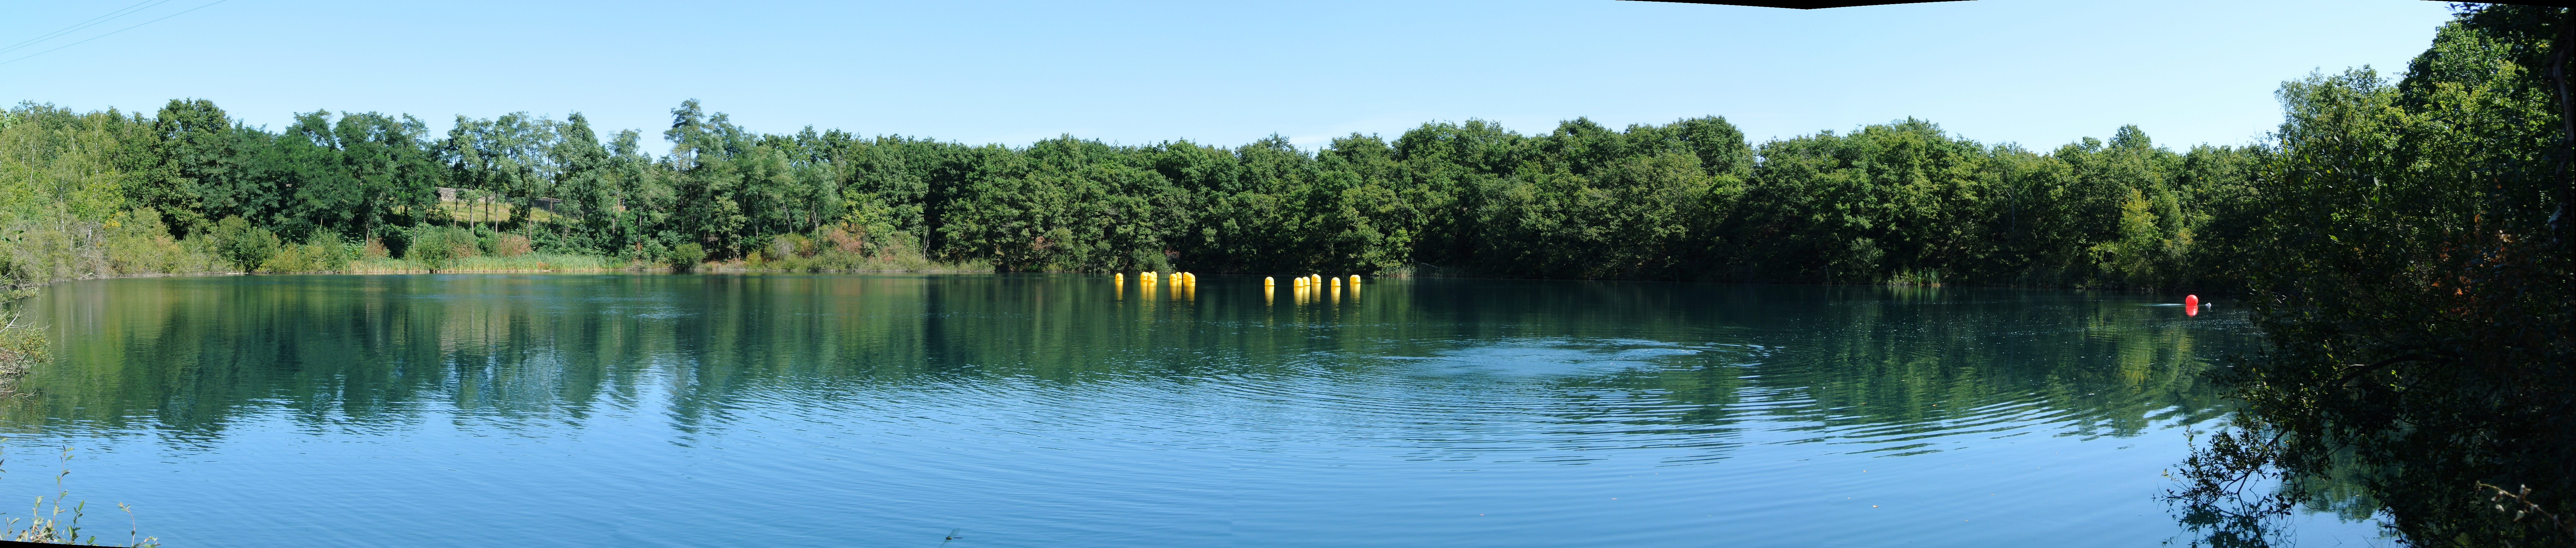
[0,0,181,56]
[0,0,230,68]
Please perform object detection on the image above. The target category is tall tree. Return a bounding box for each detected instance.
[145,98,233,235]
[553,112,613,249]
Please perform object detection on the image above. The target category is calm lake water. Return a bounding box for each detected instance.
[5,274,2379,547]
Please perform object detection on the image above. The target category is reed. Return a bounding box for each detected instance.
[2,445,159,546]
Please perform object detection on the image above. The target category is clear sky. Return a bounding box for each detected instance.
[0,0,2456,152]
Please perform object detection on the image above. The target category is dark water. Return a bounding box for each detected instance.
[4,274,2377,547]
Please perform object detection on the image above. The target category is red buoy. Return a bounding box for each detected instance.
[2185,294,2200,316]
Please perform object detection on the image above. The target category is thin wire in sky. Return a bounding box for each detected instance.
[0,0,182,56]
[0,0,232,68]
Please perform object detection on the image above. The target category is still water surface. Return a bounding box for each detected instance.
[7,274,2375,546]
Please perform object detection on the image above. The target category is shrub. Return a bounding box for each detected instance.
[492,234,532,257]
[767,234,809,261]
[668,243,705,271]
[402,226,480,271]
[206,217,278,273]
[258,238,353,273]
[822,226,867,255]
[102,209,214,275]
[469,226,501,256]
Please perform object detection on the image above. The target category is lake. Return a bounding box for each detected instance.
[4,274,2379,546]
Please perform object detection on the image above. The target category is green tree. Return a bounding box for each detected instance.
[443,112,558,235]
[552,113,613,250]
[2170,6,2576,546]
[145,99,232,235]
[662,100,749,258]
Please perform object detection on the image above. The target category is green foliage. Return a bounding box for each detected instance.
[444,111,554,238]
[400,225,478,271]
[205,217,277,273]
[100,209,215,275]
[2169,5,2576,547]
[0,104,150,223]
[668,243,705,270]
[7,93,2279,285]
[258,237,353,274]
[144,99,226,235]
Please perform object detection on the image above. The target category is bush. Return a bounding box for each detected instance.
[766,234,809,261]
[716,227,963,273]
[402,225,480,271]
[633,240,669,263]
[821,226,867,255]
[259,238,354,273]
[492,234,532,257]
[206,217,278,273]
[102,209,216,275]
[470,226,501,256]
[668,243,705,271]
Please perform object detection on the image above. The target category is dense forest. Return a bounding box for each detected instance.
[0,94,2257,287]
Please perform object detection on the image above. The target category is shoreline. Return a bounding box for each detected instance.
[9,268,2203,298]
[10,256,2205,296]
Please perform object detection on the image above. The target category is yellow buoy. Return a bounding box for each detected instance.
[1331,277,1341,287]
[1349,274,1361,285]
[1264,276,1275,286]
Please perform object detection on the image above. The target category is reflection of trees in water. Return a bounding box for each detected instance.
[1526,285,2237,459]
[13,276,2238,459]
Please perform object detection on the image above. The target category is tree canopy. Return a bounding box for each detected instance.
[0,98,2257,287]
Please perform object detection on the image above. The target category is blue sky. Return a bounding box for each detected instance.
[1,0,2454,152]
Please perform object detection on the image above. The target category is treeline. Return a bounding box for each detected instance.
[0,97,2262,287]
